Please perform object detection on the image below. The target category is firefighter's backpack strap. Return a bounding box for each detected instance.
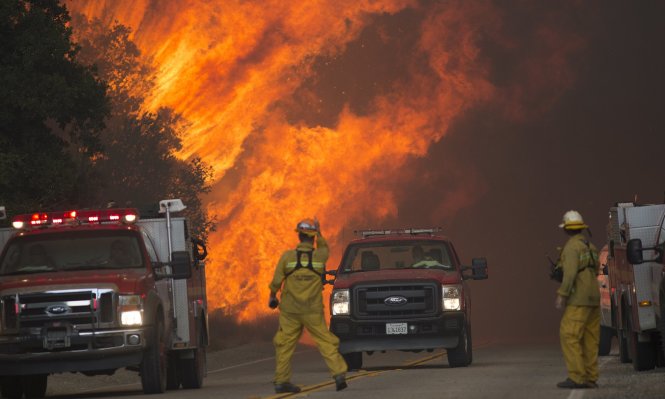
[284,250,320,277]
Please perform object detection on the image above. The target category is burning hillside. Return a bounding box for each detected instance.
[68,0,583,320]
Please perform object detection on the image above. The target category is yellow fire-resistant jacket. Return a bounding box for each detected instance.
[269,234,329,314]
[557,233,600,307]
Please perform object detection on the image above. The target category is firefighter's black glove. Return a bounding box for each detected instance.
[268,296,279,309]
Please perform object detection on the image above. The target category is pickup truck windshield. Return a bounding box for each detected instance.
[0,231,144,276]
[341,240,455,272]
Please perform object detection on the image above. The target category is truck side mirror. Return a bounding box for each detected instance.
[324,269,337,285]
[626,239,644,264]
[471,258,488,280]
[192,238,207,261]
[171,251,192,279]
[626,238,664,265]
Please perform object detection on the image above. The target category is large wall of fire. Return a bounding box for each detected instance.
[68,0,582,321]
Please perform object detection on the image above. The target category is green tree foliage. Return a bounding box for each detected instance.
[0,0,108,213]
[71,16,214,240]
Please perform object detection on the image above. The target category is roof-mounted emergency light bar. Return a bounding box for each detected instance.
[354,227,443,238]
[11,208,139,230]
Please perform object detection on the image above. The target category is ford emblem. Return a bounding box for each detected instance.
[384,296,408,306]
[46,305,70,315]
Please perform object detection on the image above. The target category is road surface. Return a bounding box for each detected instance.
[44,340,664,398]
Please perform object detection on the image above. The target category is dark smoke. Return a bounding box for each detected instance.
[386,1,665,342]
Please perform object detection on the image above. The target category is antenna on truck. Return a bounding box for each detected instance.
[159,199,187,327]
[158,199,187,262]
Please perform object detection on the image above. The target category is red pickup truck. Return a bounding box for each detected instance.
[329,228,487,370]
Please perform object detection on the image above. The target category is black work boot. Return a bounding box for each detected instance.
[274,382,301,393]
[556,378,588,389]
[334,374,348,391]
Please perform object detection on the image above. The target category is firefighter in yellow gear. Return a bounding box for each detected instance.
[268,218,348,393]
[555,210,601,389]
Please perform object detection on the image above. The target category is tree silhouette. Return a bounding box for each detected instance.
[0,0,108,213]
[72,16,214,240]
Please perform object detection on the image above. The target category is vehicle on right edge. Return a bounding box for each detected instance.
[606,202,665,370]
[328,228,487,370]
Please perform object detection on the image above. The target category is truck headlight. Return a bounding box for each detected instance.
[121,310,143,326]
[442,285,462,311]
[332,289,350,316]
[119,295,143,326]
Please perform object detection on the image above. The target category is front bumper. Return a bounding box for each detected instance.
[330,311,466,354]
[0,327,149,375]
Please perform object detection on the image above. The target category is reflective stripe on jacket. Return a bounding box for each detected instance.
[269,234,329,314]
[557,234,600,307]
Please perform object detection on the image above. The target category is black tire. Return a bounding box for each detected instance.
[626,309,656,371]
[23,375,47,399]
[181,324,206,389]
[618,303,631,363]
[0,377,23,399]
[599,326,613,356]
[141,317,167,394]
[447,325,471,368]
[342,352,362,371]
[166,352,180,390]
[659,289,665,362]
[466,323,473,365]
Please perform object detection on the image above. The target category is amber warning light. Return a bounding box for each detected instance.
[12,208,139,229]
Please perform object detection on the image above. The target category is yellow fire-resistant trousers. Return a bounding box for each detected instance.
[273,311,348,384]
[560,305,600,384]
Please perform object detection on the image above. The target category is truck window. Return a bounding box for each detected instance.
[341,241,454,272]
[141,231,160,263]
[0,231,144,275]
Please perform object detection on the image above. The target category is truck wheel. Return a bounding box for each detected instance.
[22,375,47,399]
[0,377,23,399]
[659,289,665,362]
[618,326,631,363]
[627,311,656,371]
[141,318,167,394]
[181,324,206,389]
[342,352,362,371]
[598,326,613,356]
[166,353,181,390]
[618,302,631,363]
[447,325,471,368]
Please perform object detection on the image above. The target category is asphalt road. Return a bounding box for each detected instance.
[43,340,664,399]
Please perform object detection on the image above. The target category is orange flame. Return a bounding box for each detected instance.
[68,1,581,321]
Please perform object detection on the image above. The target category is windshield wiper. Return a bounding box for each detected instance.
[1,269,56,276]
[62,264,109,271]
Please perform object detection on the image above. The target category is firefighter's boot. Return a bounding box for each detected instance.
[274,382,301,393]
[334,374,347,391]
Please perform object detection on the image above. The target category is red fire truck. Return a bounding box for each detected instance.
[0,199,209,397]
[606,202,665,370]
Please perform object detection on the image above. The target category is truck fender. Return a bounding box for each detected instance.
[143,290,166,329]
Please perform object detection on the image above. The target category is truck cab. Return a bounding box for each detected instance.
[329,228,487,370]
[0,199,208,398]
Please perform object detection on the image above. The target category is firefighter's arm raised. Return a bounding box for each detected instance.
[315,231,329,263]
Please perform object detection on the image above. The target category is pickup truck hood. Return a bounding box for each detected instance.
[0,269,148,294]
[332,268,461,289]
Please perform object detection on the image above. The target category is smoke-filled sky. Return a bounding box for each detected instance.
[69,0,665,340]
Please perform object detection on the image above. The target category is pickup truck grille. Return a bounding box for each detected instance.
[1,289,115,330]
[353,283,438,319]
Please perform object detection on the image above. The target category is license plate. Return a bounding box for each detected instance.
[386,323,408,335]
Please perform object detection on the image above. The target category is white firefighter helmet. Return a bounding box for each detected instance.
[295,218,319,236]
[559,210,588,230]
